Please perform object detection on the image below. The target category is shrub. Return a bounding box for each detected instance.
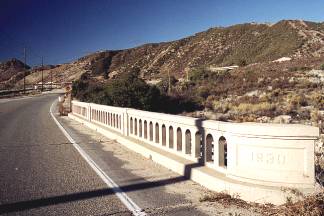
[232,102,275,116]
[103,72,162,111]
[310,91,324,109]
[72,72,201,114]
[156,75,177,93]
[197,86,210,99]
[289,94,308,108]
[321,64,324,70]
[212,100,232,113]
[310,109,320,127]
[237,59,247,67]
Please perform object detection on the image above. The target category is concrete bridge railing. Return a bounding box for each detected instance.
[71,100,319,190]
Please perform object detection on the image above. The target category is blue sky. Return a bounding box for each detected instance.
[1,0,324,66]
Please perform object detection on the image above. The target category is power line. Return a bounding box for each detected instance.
[23,47,26,94]
[41,56,44,92]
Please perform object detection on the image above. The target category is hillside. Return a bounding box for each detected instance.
[0,58,30,89]
[8,19,324,88]
[77,20,324,81]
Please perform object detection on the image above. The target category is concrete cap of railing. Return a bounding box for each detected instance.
[202,120,319,139]
[89,103,127,112]
[71,100,88,106]
[126,109,201,126]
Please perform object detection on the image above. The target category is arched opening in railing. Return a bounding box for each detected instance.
[119,115,121,129]
[206,134,214,162]
[107,113,110,125]
[149,122,153,141]
[134,118,138,135]
[130,117,133,134]
[144,121,147,139]
[219,136,227,168]
[195,131,202,158]
[139,119,142,137]
[185,129,191,155]
[155,123,159,143]
[162,125,166,146]
[177,128,182,151]
[169,126,174,149]
[116,114,119,128]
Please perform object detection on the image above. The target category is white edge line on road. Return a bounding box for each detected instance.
[49,100,146,216]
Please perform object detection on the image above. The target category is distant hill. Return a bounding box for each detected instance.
[8,19,324,87]
[77,19,324,80]
[0,58,30,82]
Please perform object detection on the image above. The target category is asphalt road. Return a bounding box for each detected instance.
[0,94,207,216]
[0,94,131,216]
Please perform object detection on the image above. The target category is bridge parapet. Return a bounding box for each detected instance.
[71,100,319,192]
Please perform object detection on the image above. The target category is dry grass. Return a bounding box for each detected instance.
[199,192,324,216]
[232,102,275,115]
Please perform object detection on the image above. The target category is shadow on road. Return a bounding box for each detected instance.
[0,162,202,214]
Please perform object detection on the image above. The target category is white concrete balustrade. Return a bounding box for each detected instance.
[72,101,125,134]
[71,100,320,202]
[127,109,203,162]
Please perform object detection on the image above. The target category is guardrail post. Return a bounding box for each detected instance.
[87,103,91,121]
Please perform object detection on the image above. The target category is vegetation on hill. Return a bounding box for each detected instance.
[72,71,201,114]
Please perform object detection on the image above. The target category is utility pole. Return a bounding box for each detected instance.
[50,70,53,90]
[23,47,26,94]
[167,70,171,94]
[186,70,189,82]
[41,56,44,92]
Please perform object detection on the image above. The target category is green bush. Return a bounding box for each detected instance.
[104,72,162,111]
[72,72,201,114]
[321,64,324,70]
[156,75,177,93]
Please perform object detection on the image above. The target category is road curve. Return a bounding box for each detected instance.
[0,94,131,215]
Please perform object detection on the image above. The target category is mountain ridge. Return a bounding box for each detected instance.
[1,19,324,89]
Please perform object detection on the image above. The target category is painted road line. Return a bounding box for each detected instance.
[50,100,146,216]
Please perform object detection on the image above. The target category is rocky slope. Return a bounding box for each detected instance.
[0,58,30,89]
[75,20,324,82]
[5,19,323,88]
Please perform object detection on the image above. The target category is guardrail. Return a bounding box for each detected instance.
[71,100,319,188]
[0,86,61,98]
[0,88,34,98]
